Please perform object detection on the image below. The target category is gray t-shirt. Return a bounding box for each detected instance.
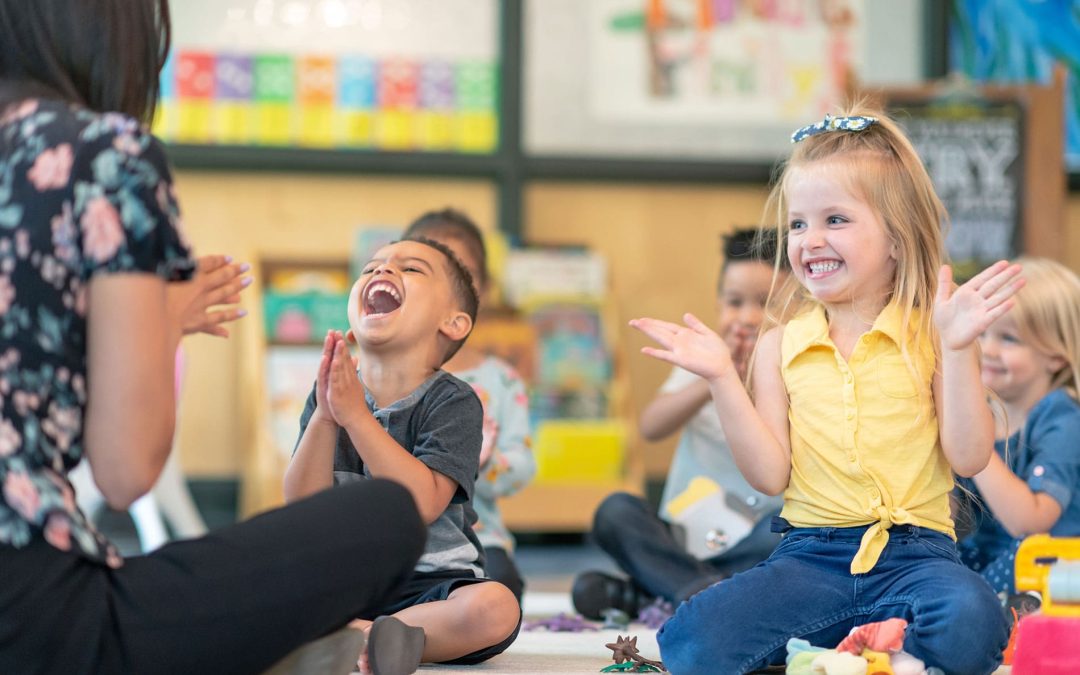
[296,370,485,576]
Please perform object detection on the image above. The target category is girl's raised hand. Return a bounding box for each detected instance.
[934,261,1024,350]
[630,313,735,382]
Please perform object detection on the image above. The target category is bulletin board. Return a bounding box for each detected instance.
[524,0,926,162]
[883,67,1067,272]
[158,0,499,154]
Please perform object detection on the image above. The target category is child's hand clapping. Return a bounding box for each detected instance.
[726,327,756,381]
[631,313,738,382]
[479,416,498,467]
[934,261,1024,351]
[311,330,340,427]
[326,333,367,430]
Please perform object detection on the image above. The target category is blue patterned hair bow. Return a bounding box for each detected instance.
[790,113,878,143]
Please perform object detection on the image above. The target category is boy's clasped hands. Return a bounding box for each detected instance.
[312,330,365,431]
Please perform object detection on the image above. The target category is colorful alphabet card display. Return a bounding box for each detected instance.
[154,51,498,153]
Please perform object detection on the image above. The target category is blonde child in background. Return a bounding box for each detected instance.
[956,257,1080,598]
[571,228,784,619]
[403,209,536,603]
[284,236,521,674]
[632,106,1018,674]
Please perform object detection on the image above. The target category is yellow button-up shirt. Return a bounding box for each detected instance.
[779,303,955,574]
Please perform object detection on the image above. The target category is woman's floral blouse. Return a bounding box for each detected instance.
[0,99,194,568]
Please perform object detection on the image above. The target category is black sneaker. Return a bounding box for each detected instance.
[1005,592,1041,626]
[571,570,650,620]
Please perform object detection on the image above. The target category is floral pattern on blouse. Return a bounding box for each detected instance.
[0,99,194,567]
[455,356,534,551]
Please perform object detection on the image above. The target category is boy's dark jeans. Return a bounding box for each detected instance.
[592,491,780,602]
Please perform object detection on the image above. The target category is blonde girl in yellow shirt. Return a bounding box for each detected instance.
[632,106,1020,675]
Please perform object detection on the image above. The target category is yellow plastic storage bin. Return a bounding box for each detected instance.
[533,419,626,484]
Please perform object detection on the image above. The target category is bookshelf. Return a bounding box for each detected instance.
[240,253,643,531]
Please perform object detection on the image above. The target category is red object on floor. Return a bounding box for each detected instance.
[1011,615,1080,674]
[836,617,907,655]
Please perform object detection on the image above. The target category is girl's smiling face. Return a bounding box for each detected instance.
[785,161,897,312]
[979,313,1063,409]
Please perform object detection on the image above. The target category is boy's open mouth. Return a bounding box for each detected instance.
[362,279,403,316]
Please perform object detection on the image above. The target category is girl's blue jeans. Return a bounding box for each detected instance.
[656,521,1010,675]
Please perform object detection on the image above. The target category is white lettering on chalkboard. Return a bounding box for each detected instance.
[904,115,1020,263]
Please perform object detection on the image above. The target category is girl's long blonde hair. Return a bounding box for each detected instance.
[757,102,948,370]
[1007,257,1080,401]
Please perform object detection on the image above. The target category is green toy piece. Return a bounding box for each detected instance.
[601,662,662,672]
[602,635,666,673]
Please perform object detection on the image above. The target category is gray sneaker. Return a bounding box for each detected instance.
[367,615,426,675]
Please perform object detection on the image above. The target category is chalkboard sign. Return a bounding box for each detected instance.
[878,69,1066,271]
[889,98,1025,278]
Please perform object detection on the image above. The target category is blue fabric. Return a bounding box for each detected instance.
[957,389,1080,592]
[657,524,1009,675]
[790,113,877,143]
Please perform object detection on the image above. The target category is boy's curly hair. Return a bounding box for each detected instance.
[400,235,479,363]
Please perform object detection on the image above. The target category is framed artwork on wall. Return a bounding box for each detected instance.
[523,0,927,162]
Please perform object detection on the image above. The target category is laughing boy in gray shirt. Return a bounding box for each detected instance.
[284,237,521,674]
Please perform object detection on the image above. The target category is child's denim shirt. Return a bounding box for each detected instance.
[959,388,1080,554]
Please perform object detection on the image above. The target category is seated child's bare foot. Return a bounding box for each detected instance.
[354,616,425,675]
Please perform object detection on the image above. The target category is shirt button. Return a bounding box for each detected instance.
[846,410,855,420]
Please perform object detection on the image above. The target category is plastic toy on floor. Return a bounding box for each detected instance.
[636,598,674,630]
[836,618,906,655]
[1009,534,1080,674]
[523,612,598,632]
[783,620,946,675]
[601,635,666,672]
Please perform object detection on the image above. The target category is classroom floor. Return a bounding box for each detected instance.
[99,512,1012,675]
[101,509,644,673]
[412,539,661,675]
